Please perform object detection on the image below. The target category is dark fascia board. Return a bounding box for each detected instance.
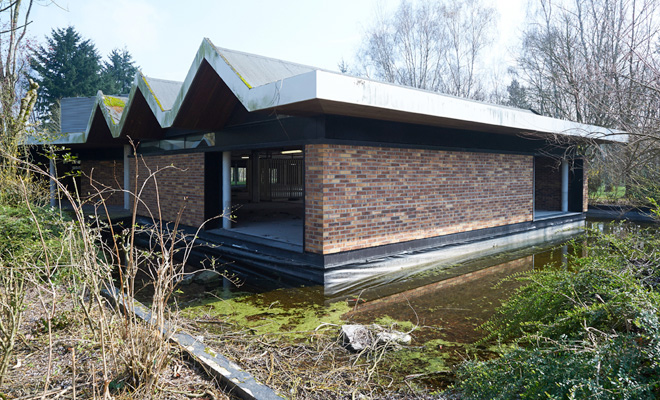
[141,114,569,157]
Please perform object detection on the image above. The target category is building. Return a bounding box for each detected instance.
[37,39,624,290]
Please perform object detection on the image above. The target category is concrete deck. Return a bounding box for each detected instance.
[210,208,581,249]
[534,210,581,221]
[209,200,303,248]
[179,210,589,292]
[57,201,132,222]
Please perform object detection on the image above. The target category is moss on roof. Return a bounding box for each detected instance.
[102,96,125,108]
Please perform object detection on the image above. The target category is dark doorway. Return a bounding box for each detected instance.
[206,149,304,248]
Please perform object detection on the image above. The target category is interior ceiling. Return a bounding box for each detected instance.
[119,89,164,141]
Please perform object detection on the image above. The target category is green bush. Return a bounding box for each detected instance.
[0,204,73,269]
[454,227,660,399]
[458,329,660,399]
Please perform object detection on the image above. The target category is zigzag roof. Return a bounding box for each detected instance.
[34,38,626,146]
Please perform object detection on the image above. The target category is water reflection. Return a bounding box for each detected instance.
[173,218,655,389]
[343,242,577,344]
[184,218,654,346]
[182,237,581,346]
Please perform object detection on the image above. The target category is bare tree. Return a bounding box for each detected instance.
[516,0,660,204]
[357,0,497,100]
[518,0,660,126]
[0,0,39,387]
[0,0,37,167]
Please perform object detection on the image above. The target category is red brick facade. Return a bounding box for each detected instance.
[129,153,206,228]
[304,144,534,255]
[80,159,124,206]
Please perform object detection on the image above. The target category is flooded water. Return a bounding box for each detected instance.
[171,217,654,389]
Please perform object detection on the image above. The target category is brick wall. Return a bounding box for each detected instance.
[129,153,205,228]
[304,144,534,255]
[534,157,561,211]
[80,159,124,206]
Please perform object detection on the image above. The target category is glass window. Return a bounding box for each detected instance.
[185,132,215,148]
[138,140,160,154]
[159,139,185,151]
[231,167,247,186]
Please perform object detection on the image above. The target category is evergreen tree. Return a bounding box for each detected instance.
[30,26,102,115]
[101,48,138,95]
[506,79,529,110]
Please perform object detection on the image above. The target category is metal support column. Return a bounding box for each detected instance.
[49,159,56,208]
[250,151,260,203]
[561,159,569,212]
[222,151,231,229]
[123,144,130,210]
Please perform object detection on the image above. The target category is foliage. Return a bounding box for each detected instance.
[30,27,140,120]
[30,26,102,116]
[356,0,496,100]
[506,78,529,109]
[625,167,660,206]
[0,163,46,207]
[0,204,71,265]
[101,48,138,95]
[0,202,75,387]
[0,149,218,397]
[589,185,627,205]
[0,0,42,388]
[457,331,660,399]
[454,227,660,399]
[650,198,660,221]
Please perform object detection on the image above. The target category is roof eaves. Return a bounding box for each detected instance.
[251,69,626,143]
[22,131,87,146]
[37,39,626,147]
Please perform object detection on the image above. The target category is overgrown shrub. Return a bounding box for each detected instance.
[454,226,660,399]
[457,329,660,399]
[0,202,77,385]
[626,169,660,207]
[0,204,72,266]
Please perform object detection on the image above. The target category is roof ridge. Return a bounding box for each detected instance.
[143,76,184,85]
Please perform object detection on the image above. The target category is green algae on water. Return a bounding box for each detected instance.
[180,286,350,340]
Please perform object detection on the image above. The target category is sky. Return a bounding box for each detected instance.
[28,0,528,82]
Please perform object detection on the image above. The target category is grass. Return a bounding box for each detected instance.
[590,185,626,204]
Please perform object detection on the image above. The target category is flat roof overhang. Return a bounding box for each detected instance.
[243,70,626,143]
[31,39,626,149]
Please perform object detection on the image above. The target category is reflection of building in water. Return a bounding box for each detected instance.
[345,255,534,344]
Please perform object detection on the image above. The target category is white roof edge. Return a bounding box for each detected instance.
[255,70,626,142]
[28,39,627,146]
